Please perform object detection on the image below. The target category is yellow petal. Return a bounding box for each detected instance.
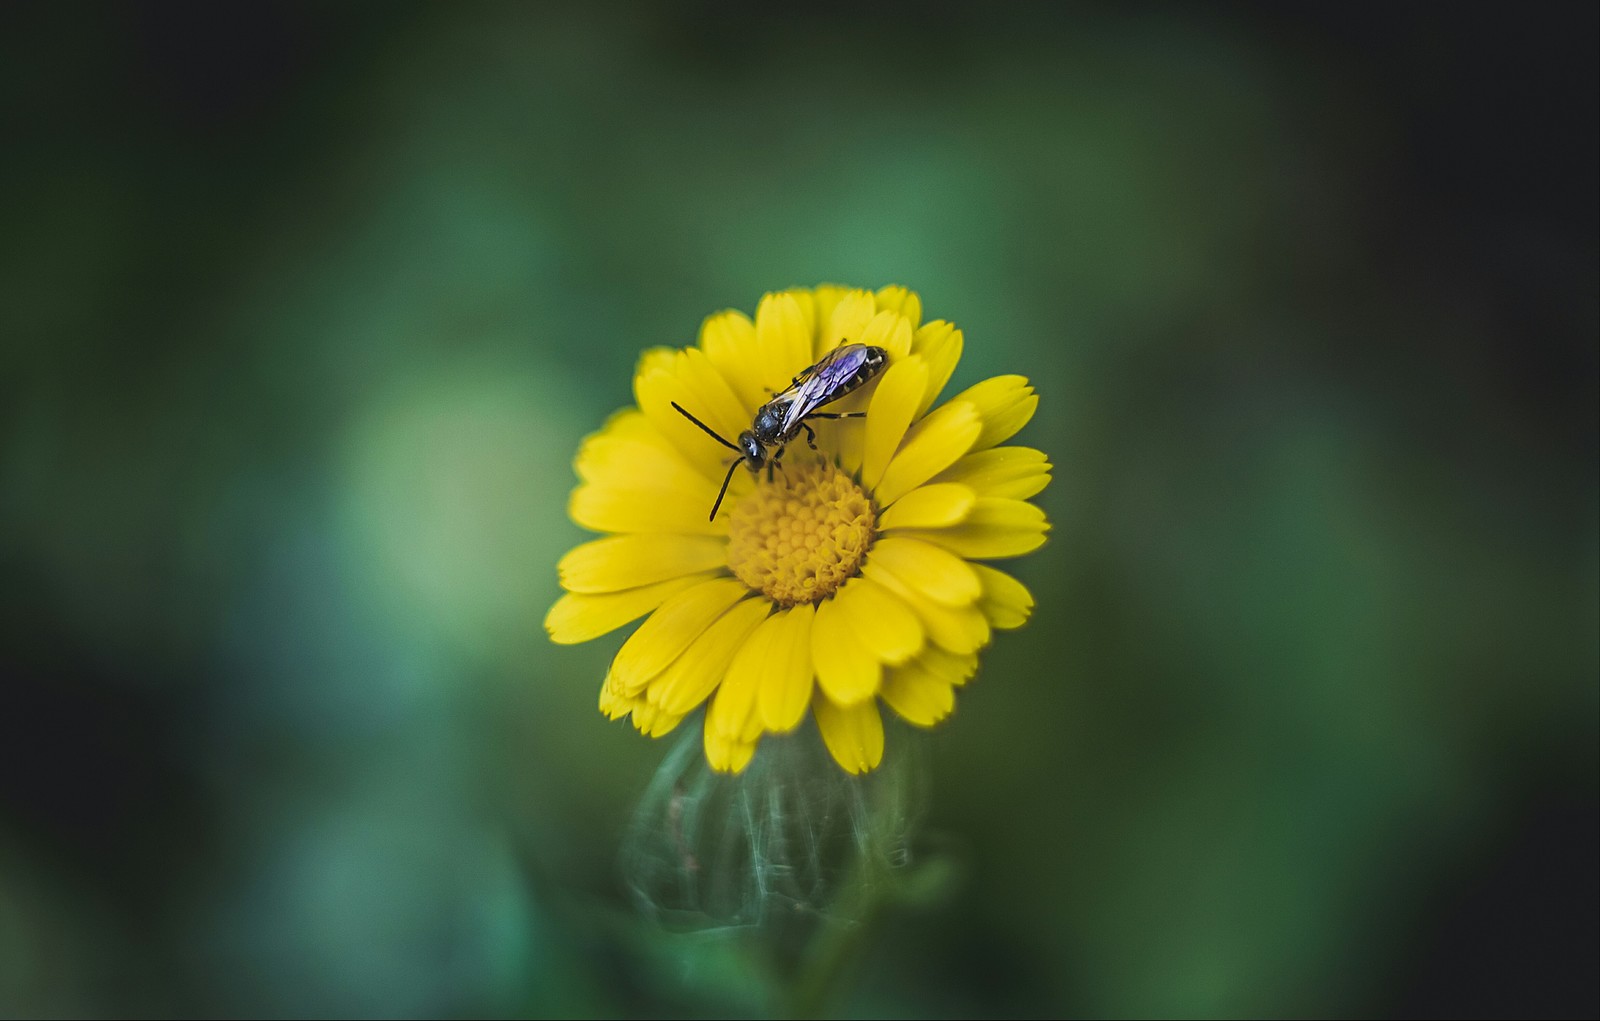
[635,348,751,479]
[630,700,687,738]
[874,285,922,328]
[821,289,876,354]
[809,285,850,354]
[860,356,929,491]
[840,576,925,666]
[950,376,1039,451]
[646,597,771,716]
[880,658,956,727]
[705,726,757,774]
[779,287,819,344]
[558,534,727,593]
[598,671,637,719]
[856,309,914,361]
[811,592,881,706]
[755,291,817,395]
[572,412,704,492]
[878,483,977,530]
[714,609,788,741]
[916,644,980,687]
[624,700,688,739]
[650,712,686,737]
[864,562,991,655]
[874,400,982,508]
[912,321,963,419]
[828,390,873,477]
[909,319,947,355]
[544,572,713,644]
[971,563,1035,629]
[933,446,1052,500]
[628,699,656,731]
[570,411,731,534]
[758,602,816,734]
[813,691,884,774]
[865,536,981,605]
[635,346,677,379]
[568,481,729,536]
[897,498,1049,560]
[573,409,682,482]
[699,309,766,412]
[610,577,749,694]
[881,647,980,731]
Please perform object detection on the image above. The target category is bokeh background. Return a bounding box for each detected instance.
[3,3,1595,1017]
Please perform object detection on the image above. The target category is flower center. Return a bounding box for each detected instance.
[727,461,877,606]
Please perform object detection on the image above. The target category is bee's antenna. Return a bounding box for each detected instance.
[710,459,741,521]
[671,402,741,453]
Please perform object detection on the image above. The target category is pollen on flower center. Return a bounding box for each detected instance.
[726,460,877,606]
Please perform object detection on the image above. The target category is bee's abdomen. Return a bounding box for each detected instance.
[838,345,887,394]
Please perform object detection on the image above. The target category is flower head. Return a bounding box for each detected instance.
[545,285,1050,774]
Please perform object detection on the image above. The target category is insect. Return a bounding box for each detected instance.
[671,342,889,520]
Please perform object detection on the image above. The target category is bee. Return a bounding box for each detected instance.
[671,343,889,520]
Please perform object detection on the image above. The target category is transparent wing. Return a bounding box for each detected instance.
[777,344,874,436]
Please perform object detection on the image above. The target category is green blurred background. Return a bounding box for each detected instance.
[2,3,1595,1017]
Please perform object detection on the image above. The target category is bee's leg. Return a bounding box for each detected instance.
[799,422,818,450]
[807,411,867,420]
[767,445,788,481]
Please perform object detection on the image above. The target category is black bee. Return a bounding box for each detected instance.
[671,343,888,520]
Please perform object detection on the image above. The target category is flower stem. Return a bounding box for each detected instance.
[777,846,889,1019]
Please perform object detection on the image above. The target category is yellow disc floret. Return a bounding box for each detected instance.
[727,461,877,606]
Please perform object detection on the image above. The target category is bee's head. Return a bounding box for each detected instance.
[738,431,766,469]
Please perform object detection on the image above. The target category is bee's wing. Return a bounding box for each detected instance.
[778,345,872,435]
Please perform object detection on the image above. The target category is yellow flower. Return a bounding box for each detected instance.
[545,285,1050,775]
